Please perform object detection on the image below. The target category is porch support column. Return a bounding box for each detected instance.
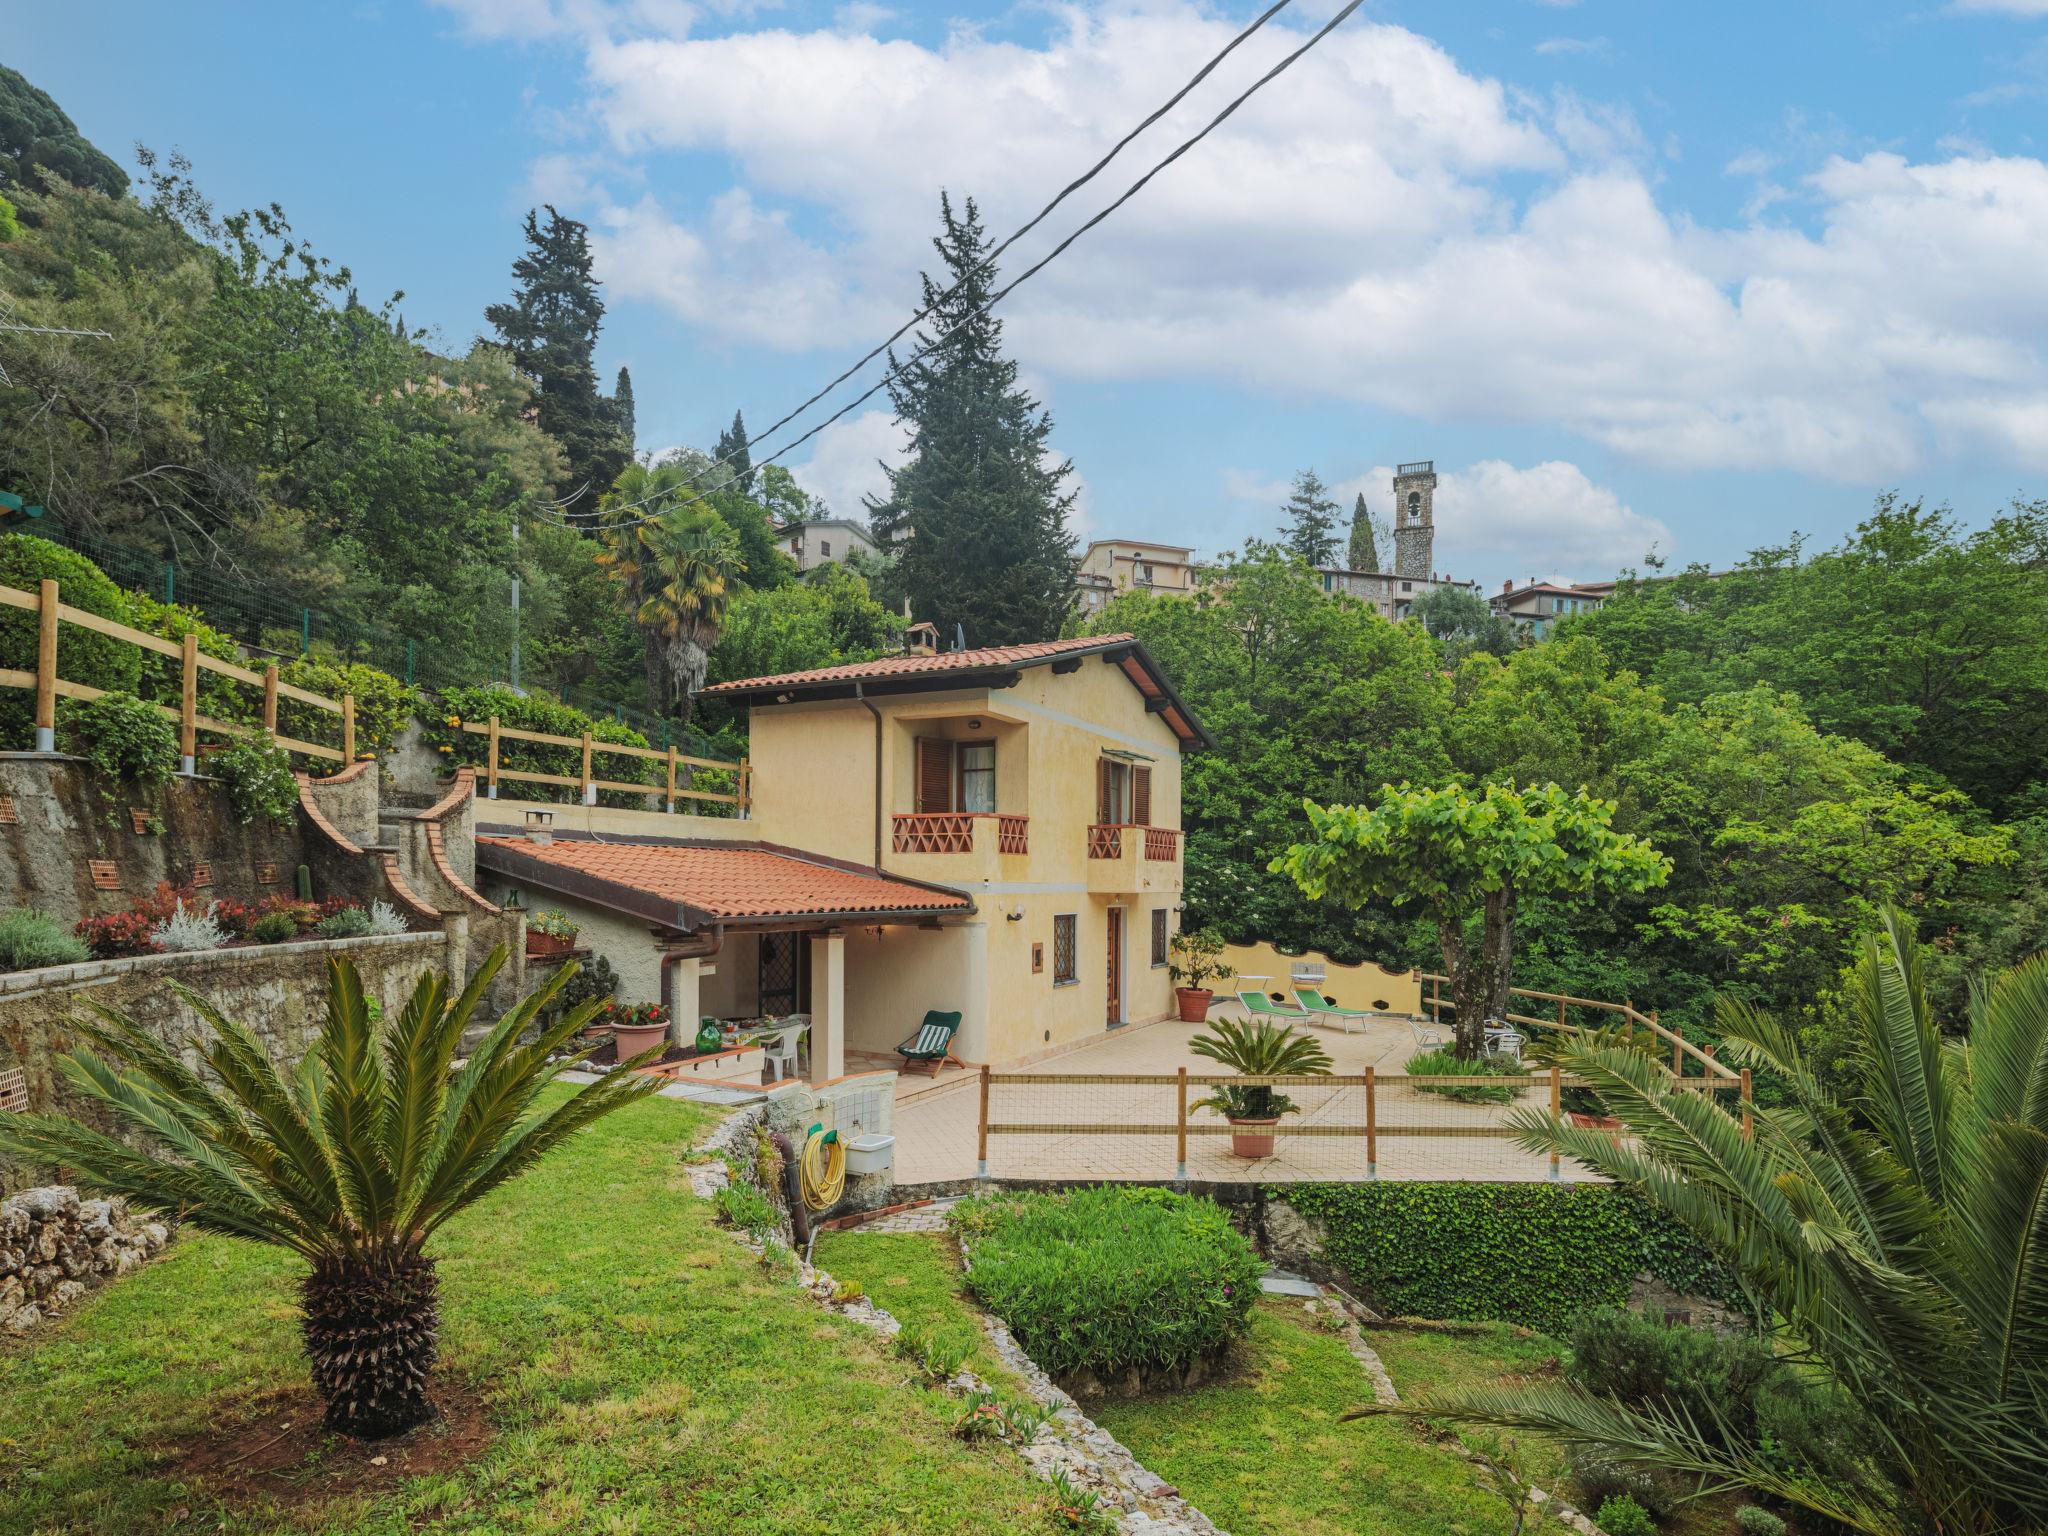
[663,955,702,1048]
[808,928,846,1084]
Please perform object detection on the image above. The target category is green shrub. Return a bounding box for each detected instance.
[0,907,89,971]
[713,1179,776,1238]
[313,905,372,939]
[954,1186,1263,1381]
[423,684,675,809]
[122,590,253,727]
[64,691,178,783]
[1404,1046,1525,1104]
[1735,1507,1786,1536]
[1280,1183,1741,1334]
[280,656,419,756]
[207,733,297,825]
[248,910,300,944]
[1595,1493,1656,1536]
[1568,1307,1776,1447]
[0,534,140,747]
[1569,1450,1682,1521]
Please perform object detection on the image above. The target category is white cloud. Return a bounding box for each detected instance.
[1534,36,1610,57]
[492,3,2048,484]
[1947,0,2048,15]
[788,410,906,520]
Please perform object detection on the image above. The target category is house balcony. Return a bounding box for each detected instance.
[1084,822,1180,894]
[888,812,1029,884]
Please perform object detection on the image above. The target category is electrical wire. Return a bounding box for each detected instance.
[544,0,1365,534]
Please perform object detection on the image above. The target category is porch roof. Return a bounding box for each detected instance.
[477,835,973,932]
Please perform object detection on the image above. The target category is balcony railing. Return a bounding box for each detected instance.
[892,812,1029,856]
[1086,823,1180,861]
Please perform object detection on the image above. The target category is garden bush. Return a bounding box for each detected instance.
[1403,1046,1525,1104]
[151,899,228,953]
[0,907,90,971]
[1735,1507,1786,1536]
[207,733,297,824]
[248,910,300,944]
[1595,1494,1657,1536]
[1569,1307,1776,1446]
[0,534,140,747]
[423,684,694,810]
[1281,1183,1742,1334]
[63,691,178,783]
[313,905,372,939]
[280,656,419,756]
[122,590,253,727]
[953,1186,1263,1383]
[73,881,198,958]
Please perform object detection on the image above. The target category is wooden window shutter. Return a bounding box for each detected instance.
[916,738,954,813]
[1133,766,1152,827]
[1096,757,1111,823]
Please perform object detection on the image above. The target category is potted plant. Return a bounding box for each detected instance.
[1189,1016,1334,1158]
[526,909,579,958]
[602,1000,670,1061]
[1167,927,1235,1023]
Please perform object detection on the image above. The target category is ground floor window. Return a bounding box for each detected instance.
[1052,914,1077,984]
[1150,907,1169,965]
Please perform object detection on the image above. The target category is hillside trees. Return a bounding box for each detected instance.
[867,194,1077,645]
[1280,469,1340,567]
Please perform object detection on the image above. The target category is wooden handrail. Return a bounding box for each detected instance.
[1422,969,1737,1079]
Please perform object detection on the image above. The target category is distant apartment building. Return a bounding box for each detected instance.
[1074,539,1197,615]
[1490,579,1606,638]
[1315,566,1479,621]
[778,518,878,573]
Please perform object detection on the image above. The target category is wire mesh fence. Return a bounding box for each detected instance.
[972,1068,1644,1184]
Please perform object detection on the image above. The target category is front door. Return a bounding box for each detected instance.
[1106,908,1123,1027]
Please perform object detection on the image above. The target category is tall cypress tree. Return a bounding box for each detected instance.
[866,194,1077,646]
[714,409,754,495]
[1347,492,1380,571]
[613,366,636,453]
[1281,469,1340,567]
[484,206,629,501]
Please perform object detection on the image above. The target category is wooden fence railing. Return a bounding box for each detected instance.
[458,716,749,814]
[0,578,357,766]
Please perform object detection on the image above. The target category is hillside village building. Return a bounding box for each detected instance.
[1490,578,1607,638]
[776,517,878,572]
[1075,539,1198,614]
[474,634,1208,1080]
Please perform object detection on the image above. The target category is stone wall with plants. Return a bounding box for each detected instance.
[1276,1182,1743,1335]
[0,1185,171,1335]
[0,931,448,1195]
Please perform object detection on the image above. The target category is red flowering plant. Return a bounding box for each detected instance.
[594,1001,668,1032]
[74,881,197,958]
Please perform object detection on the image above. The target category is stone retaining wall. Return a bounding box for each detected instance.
[0,1185,170,1335]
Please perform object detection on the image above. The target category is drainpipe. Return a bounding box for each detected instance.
[659,922,726,1029]
[856,682,883,871]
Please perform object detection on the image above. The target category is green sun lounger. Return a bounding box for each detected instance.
[1236,989,1308,1020]
[896,1009,965,1076]
[1293,988,1370,1020]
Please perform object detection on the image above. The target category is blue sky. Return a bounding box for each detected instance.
[15,0,2048,586]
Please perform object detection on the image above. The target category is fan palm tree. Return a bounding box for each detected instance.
[1188,1015,1334,1120]
[598,497,745,719]
[0,949,661,1438]
[1353,910,2048,1536]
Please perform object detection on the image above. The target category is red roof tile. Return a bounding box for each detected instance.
[476,837,971,922]
[699,634,1137,695]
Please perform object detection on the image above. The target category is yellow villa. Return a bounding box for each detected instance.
[473,634,1211,1081]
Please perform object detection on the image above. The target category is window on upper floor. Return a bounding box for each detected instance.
[1053,914,1077,984]
[915,736,998,814]
[1140,563,1155,584]
[821,539,832,558]
[1096,758,1152,825]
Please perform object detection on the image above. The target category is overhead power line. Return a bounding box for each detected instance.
[550,0,1366,534]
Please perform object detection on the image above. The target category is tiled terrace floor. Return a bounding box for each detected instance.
[892,1012,1600,1186]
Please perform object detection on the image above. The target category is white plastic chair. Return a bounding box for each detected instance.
[1407,1016,1445,1051]
[1483,1021,1524,1060]
[760,1020,805,1081]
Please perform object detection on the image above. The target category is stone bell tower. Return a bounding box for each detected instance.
[1392,460,1436,579]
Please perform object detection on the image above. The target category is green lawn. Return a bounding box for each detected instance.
[0,1094,1066,1535]
[810,1229,1031,1397]
[1363,1319,1574,1491]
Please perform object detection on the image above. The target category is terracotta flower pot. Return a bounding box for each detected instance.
[1174,987,1214,1023]
[611,1021,669,1061]
[525,930,572,958]
[1227,1117,1280,1159]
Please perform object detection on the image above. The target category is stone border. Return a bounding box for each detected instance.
[0,930,446,1001]
[685,1110,1227,1536]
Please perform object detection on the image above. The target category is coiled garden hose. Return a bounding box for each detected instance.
[798,1124,846,1213]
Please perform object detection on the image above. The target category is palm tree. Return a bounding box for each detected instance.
[0,950,661,1438]
[597,467,746,719]
[1358,910,2048,1536]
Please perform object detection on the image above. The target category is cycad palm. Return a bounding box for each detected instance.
[0,949,660,1437]
[1188,1016,1333,1120]
[598,500,744,716]
[1365,910,2048,1535]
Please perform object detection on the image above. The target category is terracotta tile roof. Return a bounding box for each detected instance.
[476,837,972,924]
[699,633,1138,695]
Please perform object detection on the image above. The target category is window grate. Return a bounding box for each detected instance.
[1052,914,1077,984]
[1150,908,1169,966]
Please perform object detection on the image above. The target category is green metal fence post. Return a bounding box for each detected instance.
[300,608,310,655]
[164,562,174,604]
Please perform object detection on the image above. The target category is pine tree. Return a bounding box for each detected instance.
[1281,469,1340,568]
[714,409,754,495]
[1347,493,1379,572]
[866,194,1077,646]
[613,366,636,453]
[484,206,630,501]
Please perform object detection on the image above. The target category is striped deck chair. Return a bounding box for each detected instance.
[896,1010,965,1076]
